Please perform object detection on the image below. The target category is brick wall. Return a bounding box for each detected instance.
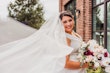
[59,0,92,42]
[84,0,92,42]
[76,0,85,41]
[76,0,92,42]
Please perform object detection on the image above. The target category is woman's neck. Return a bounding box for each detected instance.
[65,31,73,35]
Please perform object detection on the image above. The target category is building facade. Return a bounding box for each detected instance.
[59,0,110,52]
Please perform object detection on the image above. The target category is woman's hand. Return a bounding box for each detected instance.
[82,62,88,68]
[65,55,88,69]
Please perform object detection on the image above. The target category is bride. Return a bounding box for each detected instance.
[59,11,88,73]
[0,11,88,73]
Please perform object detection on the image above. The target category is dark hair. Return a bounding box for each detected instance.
[59,11,74,20]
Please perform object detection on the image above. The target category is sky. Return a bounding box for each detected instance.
[0,0,59,20]
[40,0,59,19]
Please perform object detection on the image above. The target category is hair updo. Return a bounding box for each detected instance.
[59,11,74,20]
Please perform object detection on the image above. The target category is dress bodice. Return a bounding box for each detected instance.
[66,32,82,51]
[66,32,83,61]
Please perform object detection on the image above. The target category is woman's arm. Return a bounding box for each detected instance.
[65,38,88,69]
[65,55,88,69]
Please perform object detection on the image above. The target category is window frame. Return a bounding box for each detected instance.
[92,0,110,48]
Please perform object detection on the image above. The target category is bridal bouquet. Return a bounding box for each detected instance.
[77,40,110,73]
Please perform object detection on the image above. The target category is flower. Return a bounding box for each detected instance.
[85,55,93,62]
[102,49,108,53]
[104,52,108,57]
[101,58,110,66]
[97,54,104,60]
[105,66,110,73]
[94,62,100,68]
[84,50,93,56]
[78,39,110,72]
[81,42,88,49]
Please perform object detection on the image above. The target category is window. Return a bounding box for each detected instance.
[64,0,76,15]
[93,0,104,6]
[92,0,110,52]
[107,2,110,52]
[93,5,104,46]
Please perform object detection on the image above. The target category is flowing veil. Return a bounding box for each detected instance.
[0,13,73,73]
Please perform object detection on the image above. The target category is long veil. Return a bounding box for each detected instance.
[0,13,72,73]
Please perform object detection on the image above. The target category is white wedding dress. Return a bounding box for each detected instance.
[61,33,86,73]
[0,13,86,73]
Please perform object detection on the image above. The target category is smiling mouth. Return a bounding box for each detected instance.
[66,27,72,29]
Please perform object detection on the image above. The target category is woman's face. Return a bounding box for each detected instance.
[61,16,74,34]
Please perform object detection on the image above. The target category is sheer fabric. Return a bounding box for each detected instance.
[0,13,73,73]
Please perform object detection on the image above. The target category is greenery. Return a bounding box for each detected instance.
[86,66,105,73]
[8,0,45,29]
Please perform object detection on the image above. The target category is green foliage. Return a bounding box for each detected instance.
[86,66,104,73]
[8,0,45,29]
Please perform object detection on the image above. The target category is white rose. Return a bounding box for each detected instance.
[101,58,110,66]
[97,54,104,60]
[81,42,87,49]
[105,66,110,73]
[85,56,93,62]
[102,49,107,53]
[94,62,100,68]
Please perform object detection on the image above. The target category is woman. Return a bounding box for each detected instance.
[60,11,88,73]
[0,11,87,73]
